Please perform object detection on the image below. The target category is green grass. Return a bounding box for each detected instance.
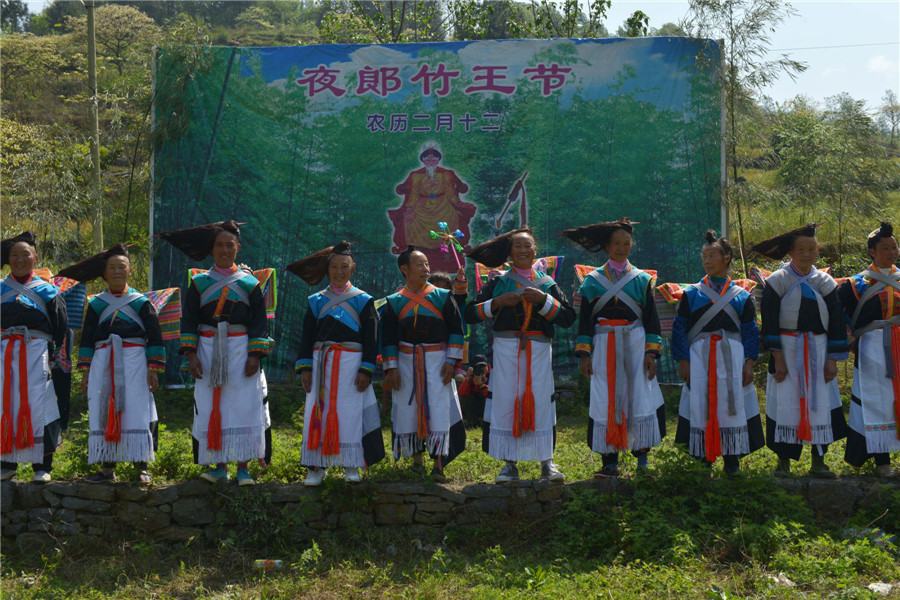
[4,370,900,599]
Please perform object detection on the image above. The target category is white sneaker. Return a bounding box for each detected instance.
[876,464,896,478]
[344,467,361,483]
[541,462,566,482]
[304,468,326,487]
[0,468,14,481]
[32,471,51,483]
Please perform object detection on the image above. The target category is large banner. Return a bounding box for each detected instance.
[152,38,723,381]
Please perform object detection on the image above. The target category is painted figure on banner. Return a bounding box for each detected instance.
[389,142,476,272]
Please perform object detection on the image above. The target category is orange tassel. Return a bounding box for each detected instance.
[306,402,322,451]
[322,348,342,455]
[0,414,12,454]
[519,340,536,434]
[604,331,627,449]
[890,326,900,440]
[1,338,14,454]
[414,346,429,440]
[14,339,32,450]
[207,386,223,451]
[104,349,121,443]
[705,336,722,463]
[796,335,812,442]
[512,393,522,438]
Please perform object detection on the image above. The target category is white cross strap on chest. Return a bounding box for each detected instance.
[1,277,49,316]
[686,283,743,345]
[199,269,250,306]
[502,271,556,294]
[319,288,366,327]
[96,291,146,331]
[850,270,900,331]
[587,268,643,319]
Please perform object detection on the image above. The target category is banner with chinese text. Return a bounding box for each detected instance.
[152,38,722,380]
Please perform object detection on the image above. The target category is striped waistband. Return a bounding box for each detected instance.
[399,342,445,354]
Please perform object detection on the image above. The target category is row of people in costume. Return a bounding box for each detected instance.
[2,219,896,485]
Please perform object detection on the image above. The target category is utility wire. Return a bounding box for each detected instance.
[773,41,899,51]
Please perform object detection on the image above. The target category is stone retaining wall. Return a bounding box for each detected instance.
[2,477,896,553]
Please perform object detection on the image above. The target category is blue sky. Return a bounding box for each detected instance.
[23,0,899,110]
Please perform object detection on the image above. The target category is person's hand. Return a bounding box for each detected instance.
[456,267,466,281]
[579,354,593,379]
[244,355,260,377]
[473,374,483,386]
[742,359,755,387]
[824,358,837,382]
[301,371,312,394]
[644,354,657,380]
[491,292,521,309]
[81,370,89,394]
[147,371,159,393]
[187,351,203,379]
[384,368,400,390]
[466,367,474,379]
[356,371,372,392]
[440,362,454,385]
[772,351,788,383]
[678,359,690,386]
[521,287,546,305]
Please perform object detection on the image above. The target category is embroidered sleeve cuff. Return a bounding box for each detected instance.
[475,300,492,321]
[644,342,662,357]
[382,345,398,371]
[575,342,592,357]
[537,293,560,320]
[444,357,458,366]
[383,359,398,371]
[453,278,468,296]
[296,358,312,373]
[827,351,849,361]
[248,337,272,356]
[764,335,782,351]
[147,360,166,373]
[180,333,198,353]
[77,357,92,371]
[359,362,375,375]
[146,345,166,362]
[446,342,464,362]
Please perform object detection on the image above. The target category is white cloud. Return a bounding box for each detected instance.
[820,65,847,80]
[867,55,896,74]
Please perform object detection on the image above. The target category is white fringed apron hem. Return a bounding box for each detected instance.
[487,427,554,462]
[589,413,661,454]
[88,430,154,464]
[302,443,366,468]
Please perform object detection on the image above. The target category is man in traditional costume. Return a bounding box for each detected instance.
[58,244,164,485]
[158,220,271,485]
[839,222,900,476]
[562,219,665,478]
[1,232,68,483]
[382,246,466,482]
[288,241,385,486]
[465,228,575,483]
[388,143,476,273]
[672,231,764,476]
[752,223,848,477]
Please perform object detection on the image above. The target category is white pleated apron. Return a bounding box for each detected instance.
[87,341,157,464]
[487,336,555,462]
[0,334,58,463]
[848,327,900,453]
[392,342,462,460]
[588,323,664,453]
[192,332,269,464]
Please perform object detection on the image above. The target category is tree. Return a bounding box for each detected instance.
[879,89,900,149]
[684,0,807,275]
[653,22,687,36]
[617,10,649,37]
[65,4,159,75]
[1,0,29,32]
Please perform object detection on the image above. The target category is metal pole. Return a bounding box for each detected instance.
[86,0,103,251]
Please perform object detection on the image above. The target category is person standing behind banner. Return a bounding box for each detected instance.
[0,232,68,483]
[672,231,764,477]
[158,220,272,486]
[465,228,576,484]
[382,246,467,482]
[59,244,164,485]
[839,222,900,477]
[561,218,665,478]
[428,268,469,382]
[287,241,385,487]
[751,223,849,478]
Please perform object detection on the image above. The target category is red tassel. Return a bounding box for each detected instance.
[512,393,522,438]
[207,387,223,451]
[797,336,812,442]
[890,326,900,440]
[306,402,322,450]
[1,338,14,454]
[520,340,535,433]
[14,338,32,450]
[414,346,429,440]
[0,413,12,454]
[104,350,121,443]
[705,336,722,463]
[322,348,341,455]
[604,332,627,449]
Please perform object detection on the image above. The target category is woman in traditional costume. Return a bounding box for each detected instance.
[562,219,665,478]
[158,221,271,485]
[288,241,385,486]
[59,244,164,484]
[382,246,466,481]
[672,231,764,476]
[465,228,575,483]
[752,223,848,477]
[1,232,68,483]
[839,222,900,476]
